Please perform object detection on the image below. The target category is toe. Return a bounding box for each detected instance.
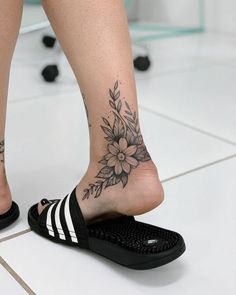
[37,198,50,215]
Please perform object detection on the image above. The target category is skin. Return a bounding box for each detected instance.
[0,0,164,222]
[0,0,23,215]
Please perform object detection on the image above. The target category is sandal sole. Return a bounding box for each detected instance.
[28,205,185,270]
[0,202,20,230]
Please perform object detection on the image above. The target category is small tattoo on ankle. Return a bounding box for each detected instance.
[82,92,91,128]
[83,81,151,200]
[0,140,5,164]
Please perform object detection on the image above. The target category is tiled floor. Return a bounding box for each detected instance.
[0,262,28,295]
[0,27,236,294]
[20,4,48,34]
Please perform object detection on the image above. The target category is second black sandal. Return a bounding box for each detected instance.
[28,188,186,270]
[0,202,20,230]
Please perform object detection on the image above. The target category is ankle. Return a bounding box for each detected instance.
[77,160,164,220]
[114,160,164,216]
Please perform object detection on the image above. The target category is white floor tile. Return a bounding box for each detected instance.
[21,4,47,29]
[135,32,236,79]
[137,64,236,143]
[137,157,236,295]
[21,4,47,32]
[11,29,77,103]
[140,108,236,180]
[14,28,50,64]
[0,264,27,295]
[1,91,235,240]
[9,61,77,103]
[1,157,235,295]
[1,92,89,240]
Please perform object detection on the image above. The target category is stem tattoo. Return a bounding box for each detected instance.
[83,81,151,200]
[0,140,5,164]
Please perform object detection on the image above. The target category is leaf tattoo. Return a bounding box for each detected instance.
[83,81,151,200]
[82,92,91,128]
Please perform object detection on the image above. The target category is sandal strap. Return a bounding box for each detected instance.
[39,188,89,249]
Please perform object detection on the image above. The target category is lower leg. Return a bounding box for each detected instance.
[40,0,164,221]
[0,0,23,214]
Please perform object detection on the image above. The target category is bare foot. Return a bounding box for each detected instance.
[38,161,164,223]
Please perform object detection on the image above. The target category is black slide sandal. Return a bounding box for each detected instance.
[0,202,20,230]
[28,188,186,270]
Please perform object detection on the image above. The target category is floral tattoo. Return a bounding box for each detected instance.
[83,81,151,200]
[0,140,5,163]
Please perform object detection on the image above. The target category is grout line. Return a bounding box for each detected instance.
[146,62,236,80]
[0,229,31,243]
[8,86,79,105]
[161,154,236,183]
[140,105,236,146]
[144,62,225,80]
[0,256,36,295]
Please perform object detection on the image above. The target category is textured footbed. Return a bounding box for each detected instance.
[87,216,181,254]
[30,204,181,255]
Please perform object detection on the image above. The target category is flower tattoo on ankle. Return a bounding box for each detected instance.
[0,140,5,164]
[83,81,151,199]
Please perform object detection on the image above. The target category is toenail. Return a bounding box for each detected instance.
[40,198,50,206]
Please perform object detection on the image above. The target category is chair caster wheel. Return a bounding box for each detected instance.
[41,65,59,82]
[134,56,151,71]
[42,35,56,48]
